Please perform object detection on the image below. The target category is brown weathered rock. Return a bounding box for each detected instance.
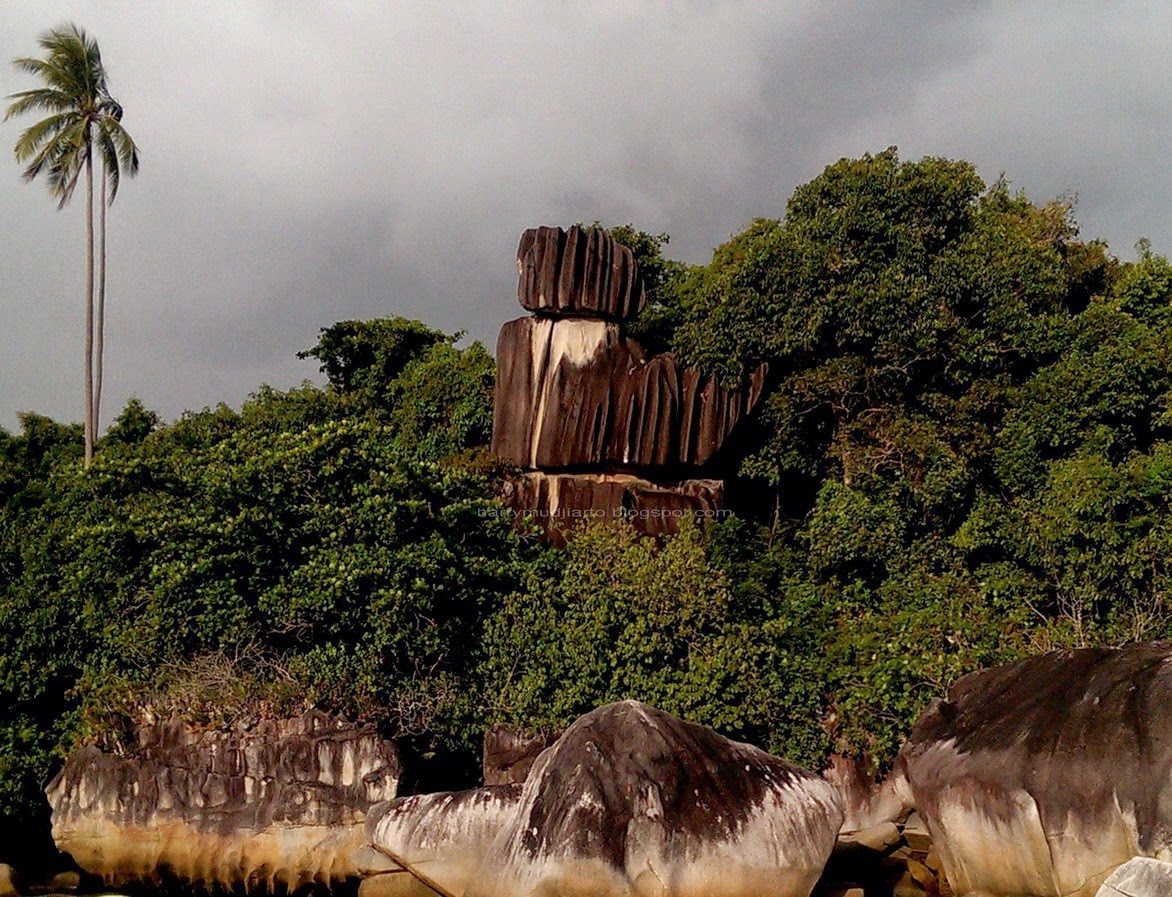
[500,471,724,543]
[359,871,444,897]
[369,700,843,897]
[481,725,560,786]
[46,871,80,892]
[896,644,1172,897]
[0,864,18,897]
[492,316,767,470]
[47,711,400,892]
[517,225,645,320]
[823,755,907,845]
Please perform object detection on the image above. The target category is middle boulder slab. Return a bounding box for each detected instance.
[367,700,843,897]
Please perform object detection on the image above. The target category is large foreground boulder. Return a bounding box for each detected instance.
[47,711,401,891]
[369,700,843,897]
[897,644,1172,897]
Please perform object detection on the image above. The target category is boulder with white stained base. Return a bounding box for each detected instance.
[46,711,401,892]
[896,644,1172,897]
[368,700,843,897]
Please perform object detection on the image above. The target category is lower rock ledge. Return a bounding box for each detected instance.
[499,471,725,541]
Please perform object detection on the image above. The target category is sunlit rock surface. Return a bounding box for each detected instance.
[369,700,843,897]
[47,711,400,891]
[366,785,523,897]
[492,316,767,470]
[896,644,1172,897]
[0,864,18,897]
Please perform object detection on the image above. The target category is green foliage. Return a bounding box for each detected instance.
[385,340,496,461]
[0,321,531,837]
[480,521,832,768]
[103,397,159,445]
[2,149,1172,846]
[605,149,1170,762]
[607,224,691,355]
[298,317,452,407]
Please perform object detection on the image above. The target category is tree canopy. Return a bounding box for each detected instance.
[1,151,1170,862]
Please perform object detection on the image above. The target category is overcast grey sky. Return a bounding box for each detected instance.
[2,1,1170,432]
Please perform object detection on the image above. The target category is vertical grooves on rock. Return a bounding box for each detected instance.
[497,224,772,536]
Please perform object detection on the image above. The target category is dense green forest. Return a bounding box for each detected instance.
[2,150,1170,843]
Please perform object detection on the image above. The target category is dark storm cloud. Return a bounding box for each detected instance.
[1,1,1169,432]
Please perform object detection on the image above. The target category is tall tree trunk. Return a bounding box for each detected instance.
[95,165,107,441]
[84,152,95,468]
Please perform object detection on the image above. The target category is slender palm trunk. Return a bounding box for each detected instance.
[95,165,107,441]
[84,151,95,467]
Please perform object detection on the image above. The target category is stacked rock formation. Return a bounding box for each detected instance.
[46,711,401,892]
[492,225,767,539]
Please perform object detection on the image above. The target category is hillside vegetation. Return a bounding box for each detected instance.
[2,150,1169,847]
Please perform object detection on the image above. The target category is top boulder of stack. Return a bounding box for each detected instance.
[517,225,646,320]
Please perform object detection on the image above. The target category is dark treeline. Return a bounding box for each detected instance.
[1,149,1170,853]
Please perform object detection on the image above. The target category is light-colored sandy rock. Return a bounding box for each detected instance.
[0,864,18,897]
[1096,857,1172,897]
[366,785,523,897]
[359,871,444,897]
[47,711,400,891]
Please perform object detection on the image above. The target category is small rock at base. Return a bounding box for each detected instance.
[1096,857,1172,897]
[359,872,443,897]
[0,864,18,897]
[47,872,80,892]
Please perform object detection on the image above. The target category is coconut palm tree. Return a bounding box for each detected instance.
[5,23,139,466]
